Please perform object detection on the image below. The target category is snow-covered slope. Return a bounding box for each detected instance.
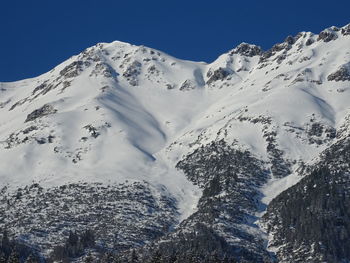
[1,23,350,262]
[0,41,209,218]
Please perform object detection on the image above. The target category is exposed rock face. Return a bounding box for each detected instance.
[327,63,350,81]
[230,43,263,57]
[317,28,339,42]
[24,104,57,122]
[341,24,350,36]
[179,79,196,91]
[284,35,296,45]
[259,35,296,64]
[122,60,142,86]
[206,67,231,85]
[60,60,88,78]
[90,62,117,78]
[305,37,314,46]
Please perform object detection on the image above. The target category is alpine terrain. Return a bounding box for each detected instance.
[1,23,350,262]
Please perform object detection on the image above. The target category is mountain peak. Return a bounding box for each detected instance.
[341,23,350,35]
[1,23,350,263]
[229,42,263,57]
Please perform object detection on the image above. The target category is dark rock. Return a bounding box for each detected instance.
[22,126,38,134]
[60,61,87,78]
[259,42,291,64]
[206,68,231,85]
[30,80,62,99]
[327,64,350,81]
[48,135,55,143]
[317,28,338,42]
[83,125,100,138]
[305,38,314,46]
[275,51,288,64]
[25,104,57,123]
[122,61,142,86]
[230,43,263,57]
[284,35,295,45]
[90,62,117,78]
[35,137,47,144]
[32,83,48,95]
[166,83,175,90]
[179,80,196,91]
[9,98,28,111]
[341,24,350,36]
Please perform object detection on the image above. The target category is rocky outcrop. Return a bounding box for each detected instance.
[341,24,350,36]
[60,60,89,78]
[122,60,142,86]
[259,35,296,64]
[179,79,196,91]
[327,63,350,81]
[206,67,231,85]
[317,27,339,42]
[90,62,117,78]
[230,43,263,57]
[25,104,57,122]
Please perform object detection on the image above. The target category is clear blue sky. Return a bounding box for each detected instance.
[1,0,349,82]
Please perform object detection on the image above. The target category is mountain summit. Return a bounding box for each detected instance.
[1,23,350,262]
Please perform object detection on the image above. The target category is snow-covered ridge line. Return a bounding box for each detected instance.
[0,20,349,203]
[0,22,350,262]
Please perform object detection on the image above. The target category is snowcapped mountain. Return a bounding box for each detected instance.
[1,23,350,262]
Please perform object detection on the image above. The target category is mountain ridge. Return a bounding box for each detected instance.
[1,22,350,262]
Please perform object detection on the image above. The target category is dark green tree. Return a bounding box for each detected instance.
[129,249,139,263]
[1,230,11,257]
[84,253,95,263]
[7,251,20,263]
[0,252,6,263]
[24,254,39,263]
[80,229,95,248]
[100,252,115,263]
[149,250,162,263]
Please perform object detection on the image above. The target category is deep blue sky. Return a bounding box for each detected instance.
[1,0,350,82]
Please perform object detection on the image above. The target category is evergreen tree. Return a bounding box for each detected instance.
[100,252,115,263]
[208,250,221,263]
[7,251,20,263]
[168,254,177,263]
[1,230,11,257]
[0,252,6,263]
[66,231,83,257]
[67,231,79,247]
[149,250,162,263]
[222,254,234,263]
[129,249,138,263]
[80,229,95,248]
[24,254,39,263]
[113,256,123,263]
[84,253,94,263]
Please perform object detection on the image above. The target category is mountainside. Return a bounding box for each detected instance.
[1,23,350,262]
